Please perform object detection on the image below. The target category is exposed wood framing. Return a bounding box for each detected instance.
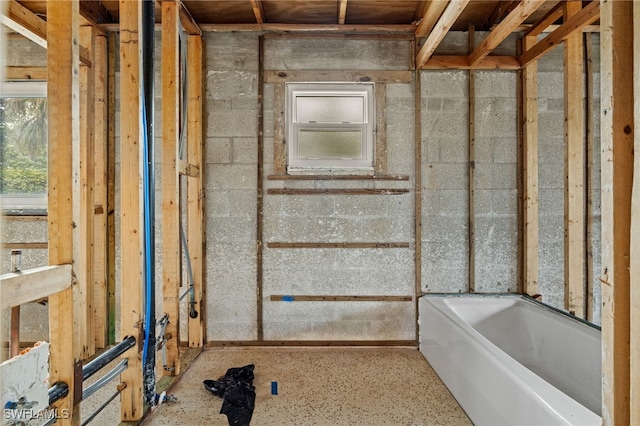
[415,0,470,69]
[178,159,200,177]
[250,0,265,25]
[93,30,109,349]
[484,0,519,30]
[257,35,265,342]
[422,55,520,70]
[161,0,181,376]
[521,35,539,297]
[119,0,144,420]
[200,23,416,34]
[265,70,412,83]
[46,0,80,423]
[107,31,117,345]
[267,174,409,180]
[267,188,410,195]
[267,242,410,249]
[0,265,73,310]
[469,0,544,67]
[585,32,595,321]
[269,295,412,302]
[600,1,634,424]
[78,25,96,357]
[338,0,348,25]
[631,4,640,423]
[273,82,286,174]
[375,83,387,174]
[519,0,600,68]
[5,66,47,80]
[179,1,202,35]
[1,242,47,249]
[414,66,422,344]
[78,0,115,27]
[468,24,476,293]
[414,0,449,39]
[10,307,19,357]
[186,34,205,347]
[524,1,564,38]
[563,1,585,318]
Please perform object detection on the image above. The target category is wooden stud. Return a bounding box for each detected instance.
[375,83,387,174]
[161,0,181,376]
[273,82,286,174]
[631,2,640,422]
[10,306,20,357]
[257,36,265,342]
[600,1,634,424]
[119,0,144,420]
[521,35,539,297]
[187,34,206,348]
[78,24,96,358]
[468,24,476,293]
[46,0,80,423]
[414,69,422,342]
[584,32,595,321]
[93,31,109,349]
[563,1,585,318]
[107,31,117,345]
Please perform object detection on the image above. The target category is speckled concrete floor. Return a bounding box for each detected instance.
[143,347,472,426]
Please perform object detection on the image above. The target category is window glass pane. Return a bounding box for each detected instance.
[296,96,364,123]
[298,129,362,159]
[0,97,48,194]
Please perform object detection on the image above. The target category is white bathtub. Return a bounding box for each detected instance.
[419,295,601,426]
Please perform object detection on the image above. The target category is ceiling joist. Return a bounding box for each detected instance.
[469,0,545,66]
[179,0,202,35]
[338,0,348,25]
[525,1,564,37]
[250,0,265,25]
[415,0,450,39]
[416,0,470,69]
[520,0,600,67]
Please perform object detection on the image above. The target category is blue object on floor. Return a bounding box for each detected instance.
[271,381,278,395]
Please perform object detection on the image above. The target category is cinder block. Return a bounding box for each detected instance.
[208,109,258,138]
[421,266,468,293]
[206,164,257,190]
[208,71,258,101]
[232,137,258,164]
[207,216,256,243]
[422,71,468,98]
[205,33,259,72]
[206,137,232,164]
[475,71,516,98]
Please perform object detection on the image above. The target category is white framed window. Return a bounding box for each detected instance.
[0,81,48,210]
[286,83,375,173]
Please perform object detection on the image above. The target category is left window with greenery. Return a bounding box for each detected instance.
[0,81,47,209]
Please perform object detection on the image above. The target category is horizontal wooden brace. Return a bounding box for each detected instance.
[2,242,48,249]
[267,242,410,249]
[270,295,413,302]
[0,264,72,310]
[5,66,47,80]
[267,174,409,181]
[422,55,520,70]
[265,70,412,83]
[267,188,410,195]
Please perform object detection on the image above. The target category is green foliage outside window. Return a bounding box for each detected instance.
[0,97,48,194]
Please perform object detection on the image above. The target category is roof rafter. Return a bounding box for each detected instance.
[520,0,600,67]
[338,0,348,25]
[250,0,265,25]
[524,1,564,37]
[416,0,470,69]
[469,0,545,66]
[484,0,520,30]
[414,0,450,39]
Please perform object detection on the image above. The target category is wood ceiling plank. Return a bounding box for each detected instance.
[524,1,564,37]
[250,0,265,24]
[415,0,449,38]
[469,0,545,66]
[338,0,348,24]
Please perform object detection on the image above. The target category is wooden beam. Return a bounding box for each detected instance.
[249,0,265,25]
[600,1,634,424]
[415,0,470,69]
[179,1,202,36]
[468,24,475,293]
[414,64,422,343]
[338,0,348,24]
[186,33,205,348]
[0,265,73,310]
[161,0,181,377]
[269,295,412,302]
[375,83,387,174]
[46,0,80,423]
[469,0,545,67]
[422,55,520,70]
[631,4,640,423]
[93,31,109,349]
[79,0,115,26]
[273,82,286,175]
[178,159,200,177]
[1,242,47,249]
[78,24,96,357]
[521,35,539,297]
[2,0,47,47]
[524,1,564,37]
[563,1,585,318]
[119,0,144,420]
[265,70,412,83]
[520,0,599,68]
[200,23,416,34]
[483,0,519,30]
[257,36,265,342]
[267,242,410,249]
[585,32,595,321]
[415,0,449,39]
[107,31,117,345]
[267,188,409,195]
[5,66,47,80]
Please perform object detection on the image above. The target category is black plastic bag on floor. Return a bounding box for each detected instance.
[204,364,256,426]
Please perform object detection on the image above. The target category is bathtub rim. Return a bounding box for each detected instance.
[421,292,601,331]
